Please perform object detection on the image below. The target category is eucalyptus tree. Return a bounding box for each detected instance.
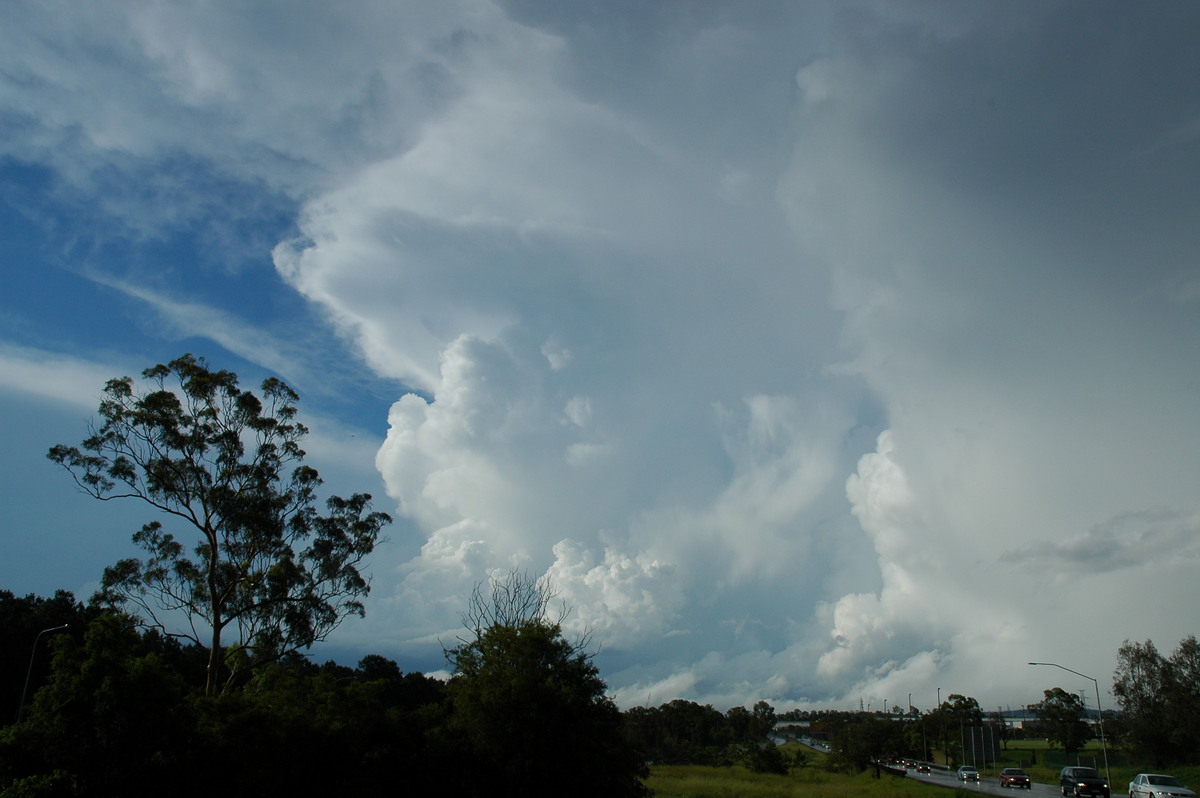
[48,354,390,695]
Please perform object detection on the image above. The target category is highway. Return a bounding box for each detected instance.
[795,737,1085,797]
[906,766,1065,797]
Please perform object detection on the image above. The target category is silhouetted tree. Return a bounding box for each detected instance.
[1113,639,1169,763]
[1,613,190,796]
[1,590,98,724]
[48,354,391,695]
[1030,687,1091,754]
[827,713,907,773]
[745,740,788,774]
[1113,635,1200,765]
[624,700,732,765]
[444,572,649,797]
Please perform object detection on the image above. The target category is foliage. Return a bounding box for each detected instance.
[826,714,908,772]
[182,656,448,796]
[0,608,450,797]
[1113,635,1200,766]
[47,354,391,695]
[942,693,984,726]
[444,571,649,797]
[1029,687,1092,754]
[17,574,1200,797]
[1,613,190,797]
[923,694,985,765]
[0,591,99,725]
[625,700,730,765]
[0,770,80,798]
[744,740,789,774]
[624,699,781,766]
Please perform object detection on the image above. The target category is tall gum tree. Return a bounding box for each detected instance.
[48,354,391,695]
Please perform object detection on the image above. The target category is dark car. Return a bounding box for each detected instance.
[1000,767,1032,789]
[1060,766,1110,798]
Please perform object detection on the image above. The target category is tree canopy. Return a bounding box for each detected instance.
[1029,687,1091,754]
[47,354,391,694]
[443,572,649,797]
[1113,635,1200,765]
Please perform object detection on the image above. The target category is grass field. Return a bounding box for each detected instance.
[646,763,966,798]
[647,745,967,798]
[645,741,1200,797]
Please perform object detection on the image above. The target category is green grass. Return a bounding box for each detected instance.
[646,764,972,798]
[645,740,1200,797]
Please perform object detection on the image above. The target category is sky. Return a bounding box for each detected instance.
[2,0,1199,714]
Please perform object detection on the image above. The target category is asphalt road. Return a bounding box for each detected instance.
[906,767,1065,798]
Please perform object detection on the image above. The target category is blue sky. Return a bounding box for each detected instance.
[3,0,1199,712]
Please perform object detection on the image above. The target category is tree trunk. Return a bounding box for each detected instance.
[205,533,222,696]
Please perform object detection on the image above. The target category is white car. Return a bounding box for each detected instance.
[1129,774,1196,798]
[958,766,980,782]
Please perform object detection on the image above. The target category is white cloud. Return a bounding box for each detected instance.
[293,1,1200,709]
[5,0,1200,713]
[0,345,123,409]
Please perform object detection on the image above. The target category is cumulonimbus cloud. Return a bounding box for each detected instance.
[4,0,1199,710]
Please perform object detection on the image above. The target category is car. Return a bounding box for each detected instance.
[916,763,931,773]
[1000,767,1032,789]
[1129,773,1197,798]
[1060,766,1110,798]
[958,766,981,782]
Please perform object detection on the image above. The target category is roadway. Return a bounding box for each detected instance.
[795,738,1071,797]
[906,766,1063,797]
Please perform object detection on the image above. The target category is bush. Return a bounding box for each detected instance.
[0,771,80,798]
[745,741,789,774]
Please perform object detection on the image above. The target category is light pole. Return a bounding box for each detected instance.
[936,688,943,763]
[1028,661,1110,789]
[17,624,69,722]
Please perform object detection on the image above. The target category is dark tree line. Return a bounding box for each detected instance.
[802,698,1000,774]
[1,590,100,727]
[622,698,790,773]
[0,591,451,796]
[0,582,651,797]
[3,357,650,796]
[823,713,908,772]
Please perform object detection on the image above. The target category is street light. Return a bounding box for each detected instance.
[17,624,69,722]
[1028,661,1110,789]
